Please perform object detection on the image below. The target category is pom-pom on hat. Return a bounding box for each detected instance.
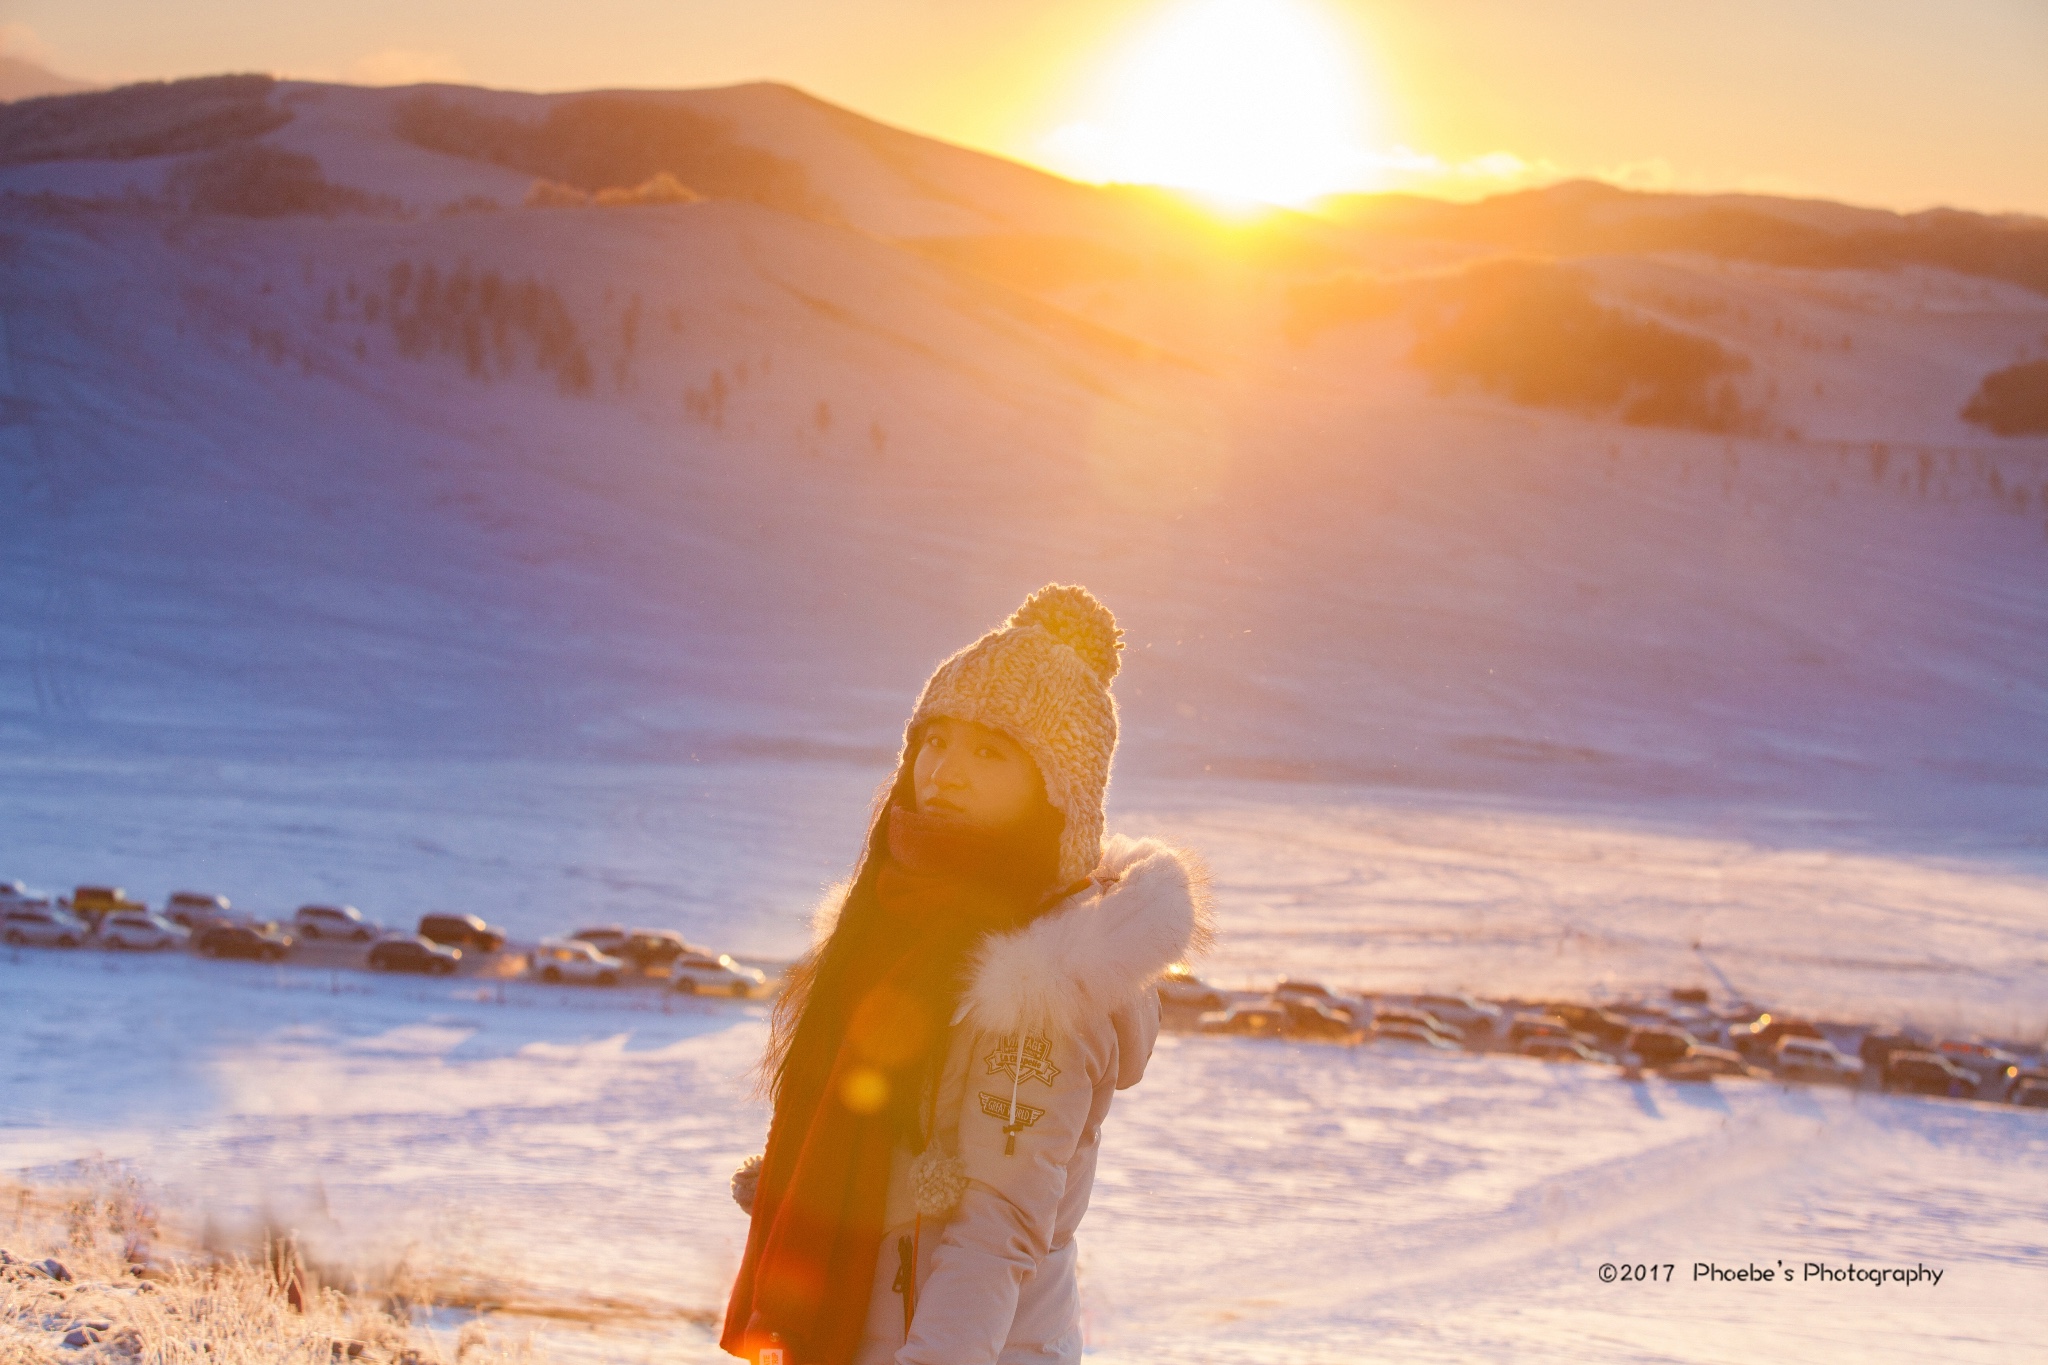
[904,584,1124,886]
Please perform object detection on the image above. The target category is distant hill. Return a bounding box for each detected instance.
[1320,179,2048,299]
[0,54,95,103]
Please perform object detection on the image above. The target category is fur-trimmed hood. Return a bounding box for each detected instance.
[957,833,1213,1037]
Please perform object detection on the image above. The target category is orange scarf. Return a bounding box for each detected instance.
[722,804,1060,1364]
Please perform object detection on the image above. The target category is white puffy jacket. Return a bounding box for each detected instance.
[849,834,1210,1365]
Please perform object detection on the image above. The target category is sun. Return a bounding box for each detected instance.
[1040,0,1378,208]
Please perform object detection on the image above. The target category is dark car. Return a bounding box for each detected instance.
[567,924,629,953]
[1669,986,1711,1006]
[1732,1015,1824,1059]
[418,913,505,952]
[1278,997,1366,1043]
[369,936,462,975]
[1506,1015,1575,1049]
[1661,1048,1756,1082]
[1549,1004,1634,1047]
[2012,1078,2048,1109]
[1374,1006,1462,1044]
[615,929,693,973]
[1521,1036,1616,1065]
[1859,1032,1926,1072]
[1625,1026,1699,1068]
[1883,1050,1979,1099]
[197,923,293,962]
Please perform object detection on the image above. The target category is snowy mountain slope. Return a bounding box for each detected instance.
[1,172,2043,830]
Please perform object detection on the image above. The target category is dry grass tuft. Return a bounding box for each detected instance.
[0,1171,536,1365]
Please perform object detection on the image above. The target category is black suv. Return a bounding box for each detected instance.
[1882,1051,1978,1098]
[370,936,462,975]
[197,923,293,962]
[418,913,505,952]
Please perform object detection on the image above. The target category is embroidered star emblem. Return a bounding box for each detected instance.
[985,1033,1061,1087]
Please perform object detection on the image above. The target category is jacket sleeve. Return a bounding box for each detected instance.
[895,1013,1114,1365]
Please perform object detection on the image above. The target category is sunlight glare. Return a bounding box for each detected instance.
[1041,0,1377,207]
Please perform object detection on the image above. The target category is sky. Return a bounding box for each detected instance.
[4,0,2046,214]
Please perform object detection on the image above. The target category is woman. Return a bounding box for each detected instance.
[723,583,1211,1365]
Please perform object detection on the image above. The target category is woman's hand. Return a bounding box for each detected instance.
[731,1153,764,1215]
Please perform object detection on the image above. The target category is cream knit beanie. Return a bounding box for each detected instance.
[904,584,1123,886]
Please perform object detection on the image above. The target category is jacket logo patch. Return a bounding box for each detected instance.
[978,1091,1045,1129]
[985,1033,1060,1087]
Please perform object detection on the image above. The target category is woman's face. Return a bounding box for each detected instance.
[913,715,1046,830]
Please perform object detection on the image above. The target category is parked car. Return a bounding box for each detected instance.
[368,936,462,975]
[293,904,374,941]
[1505,1014,1575,1049]
[162,891,235,930]
[669,951,769,997]
[1935,1040,2023,1086]
[95,911,189,951]
[1368,1021,1460,1052]
[1156,964,1228,1011]
[1669,986,1711,1006]
[567,925,630,954]
[417,913,505,952]
[530,937,623,985]
[1548,1003,1634,1048]
[197,922,294,962]
[1374,1006,1462,1045]
[1410,993,1503,1038]
[1624,1026,1699,1068]
[65,886,148,929]
[1859,1031,1926,1073]
[1519,1036,1616,1065]
[1731,1014,1824,1059]
[1882,1050,1979,1099]
[2011,1078,2048,1109]
[1277,997,1365,1042]
[1,880,50,908]
[1661,1048,1757,1082]
[616,929,694,973]
[1774,1036,1864,1085]
[1,902,89,947]
[1198,1001,1288,1038]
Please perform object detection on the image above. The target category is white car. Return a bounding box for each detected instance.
[164,891,233,928]
[669,951,768,997]
[293,904,375,941]
[1370,1021,1461,1051]
[530,937,625,985]
[1,880,52,908]
[1775,1036,1864,1084]
[1408,993,1505,1037]
[97,911,190,951]
[2,902,90,948]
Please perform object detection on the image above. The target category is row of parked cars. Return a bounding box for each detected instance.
[1,881,768,997]
[528,925,768,995]
[1157,968,2047,1107]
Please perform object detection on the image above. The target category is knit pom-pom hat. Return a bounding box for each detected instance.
[904,584,1123,886]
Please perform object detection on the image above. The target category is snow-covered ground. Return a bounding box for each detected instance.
[5,945,2043,1364]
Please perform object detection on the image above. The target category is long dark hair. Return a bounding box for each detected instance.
[760,722,1062,1128]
